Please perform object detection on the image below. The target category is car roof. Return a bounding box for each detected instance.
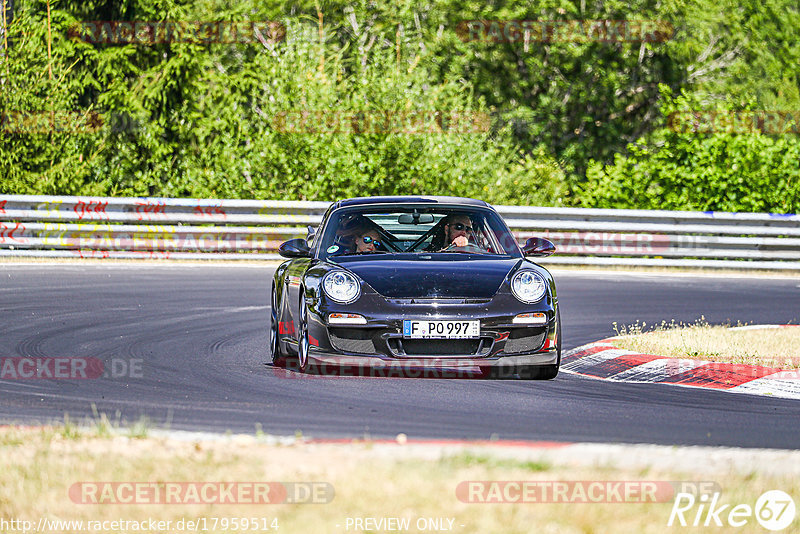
[333,196,490,209]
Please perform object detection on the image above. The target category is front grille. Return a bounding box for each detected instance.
[329,328,379,355]
[387,298,492,305]
[399,338,482,356]
[503,329,546,354]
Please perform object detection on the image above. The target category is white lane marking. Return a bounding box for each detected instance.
[561,342,616,358]
[729,377,800,400]
[561,349,632,371]
[612,358,706,382]
[0,381,52,391]
[563,351,800,401]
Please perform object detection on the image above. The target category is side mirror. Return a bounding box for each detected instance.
[279,238,312,258]
[522,237,556,257]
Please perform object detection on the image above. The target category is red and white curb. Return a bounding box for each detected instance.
[561,326,800,400]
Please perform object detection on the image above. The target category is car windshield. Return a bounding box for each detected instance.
[318,206,522,260]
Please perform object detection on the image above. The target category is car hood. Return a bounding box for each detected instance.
[331,256,522,298]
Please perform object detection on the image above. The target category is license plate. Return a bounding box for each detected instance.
[403,320,480,339]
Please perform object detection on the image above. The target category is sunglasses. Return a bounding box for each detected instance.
[449,223,473,232]
[361,236,381,246]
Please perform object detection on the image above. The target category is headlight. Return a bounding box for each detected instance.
[322,271,361,303]
[511,270,547,303]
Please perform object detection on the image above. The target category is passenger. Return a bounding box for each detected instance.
[354,228,383,253]
[333,216,384,254]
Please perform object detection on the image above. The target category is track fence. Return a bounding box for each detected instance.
[1,195,798,269]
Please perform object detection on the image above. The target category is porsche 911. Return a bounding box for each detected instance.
[270,196,560,379]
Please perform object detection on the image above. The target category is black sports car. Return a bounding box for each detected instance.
[270,196,560,379]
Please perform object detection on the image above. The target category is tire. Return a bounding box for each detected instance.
[521,308,562,380]
[297,291,311,373]
[533,364,559,380]
[270,285,287,367]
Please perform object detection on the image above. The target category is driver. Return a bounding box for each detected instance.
[440,214,474,250]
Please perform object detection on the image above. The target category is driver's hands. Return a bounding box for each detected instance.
[452,235,468,247]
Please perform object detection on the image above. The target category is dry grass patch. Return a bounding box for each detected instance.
[611,319,800,368]
[1,426,799,533]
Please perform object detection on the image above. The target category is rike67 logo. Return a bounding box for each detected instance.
[668,490,796,530]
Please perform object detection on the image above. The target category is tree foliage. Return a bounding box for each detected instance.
[0,0,798,212]
[579,88,800,213]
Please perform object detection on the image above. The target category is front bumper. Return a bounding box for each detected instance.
[307,347,558,366]
[306,286,558,357]
[298,347,559,378]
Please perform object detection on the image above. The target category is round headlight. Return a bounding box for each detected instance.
[322,271,361,303]
[511,270,547,303]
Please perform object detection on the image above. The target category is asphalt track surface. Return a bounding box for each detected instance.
[1,264,799,449]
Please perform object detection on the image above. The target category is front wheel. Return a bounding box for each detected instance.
[297,292,311,373]
[521,308,561,380]
[532,364,559,380]
[270,286,287,367]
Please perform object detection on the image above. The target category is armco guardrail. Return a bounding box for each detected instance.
[0,194,799,269]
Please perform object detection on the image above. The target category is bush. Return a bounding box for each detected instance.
[578,89,800,213]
